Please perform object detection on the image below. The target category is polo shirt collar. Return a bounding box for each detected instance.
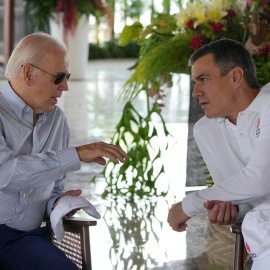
[244,82,270,113]
[216,83,270,124]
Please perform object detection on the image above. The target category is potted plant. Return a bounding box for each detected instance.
[99,0,269,198]
[25,0,112,79]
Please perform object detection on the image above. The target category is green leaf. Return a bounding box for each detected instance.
[90,176,96,184]
[250,1,259,12]
[119,22,143,46]
[151,14,177,35]
[152,149,161,162]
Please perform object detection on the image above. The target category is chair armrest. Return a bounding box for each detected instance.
[62,217,97,227]
[230,223,242,234]
[44,216,97,234]
[61,217,97,234]
[44,216,97,226]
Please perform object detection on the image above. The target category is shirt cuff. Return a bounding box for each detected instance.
[182,191,207,217]
[58,147,81,174]
[46,195,60,216]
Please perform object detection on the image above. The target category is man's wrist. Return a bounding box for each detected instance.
[52,196,60,210]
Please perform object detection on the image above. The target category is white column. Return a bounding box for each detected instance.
[50,13,90,80]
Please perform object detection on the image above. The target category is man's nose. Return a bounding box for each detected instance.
[192,85,202,98]
[59,79,69,91]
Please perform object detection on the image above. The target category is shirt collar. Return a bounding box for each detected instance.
[1,82,47,123]
[217,117,225,123]
[244,82,270,113]
[1,82,29,119]
[217,83,270,124]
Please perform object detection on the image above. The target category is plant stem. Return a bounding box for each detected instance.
[145,89,151,116]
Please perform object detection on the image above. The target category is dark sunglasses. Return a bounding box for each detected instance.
[27,63,71,85]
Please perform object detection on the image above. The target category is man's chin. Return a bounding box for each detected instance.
[45,105,56,113]
[205,113,216,119]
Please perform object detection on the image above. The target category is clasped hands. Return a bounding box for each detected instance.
[167,200,238,232]
[203,200,238,225]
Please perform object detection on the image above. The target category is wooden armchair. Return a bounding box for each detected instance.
[231,223,249,270]
[45,217,97,270]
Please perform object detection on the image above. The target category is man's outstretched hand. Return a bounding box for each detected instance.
[76,142,128,165]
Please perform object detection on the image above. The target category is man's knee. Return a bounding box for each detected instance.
[0,234,78,270]
[48,255,78,270]
[1,249,78,270]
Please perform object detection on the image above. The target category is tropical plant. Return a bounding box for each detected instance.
[96,0,263,197]
[99,0,270,196]
[118,0,252,100]
[99,95,170,198]
[25,0,111,32]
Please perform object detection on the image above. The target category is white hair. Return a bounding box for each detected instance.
[5,32,67,80]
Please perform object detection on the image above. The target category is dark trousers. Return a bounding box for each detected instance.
[0,224,78,270]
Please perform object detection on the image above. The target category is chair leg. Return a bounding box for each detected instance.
[44,217,96,270]
[80,226,92,270]
[231,223,245,270]
[233,232,244,270]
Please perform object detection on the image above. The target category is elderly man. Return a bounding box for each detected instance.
[168,38,270,269]
[0,32,128,270]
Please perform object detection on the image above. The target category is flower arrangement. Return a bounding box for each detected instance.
[176,0,247,50]
[254,42,270,85]
[118,0,254,99]
[101,0,269,197]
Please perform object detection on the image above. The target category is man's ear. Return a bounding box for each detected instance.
[232,67,244,87]
[22,64,33,86]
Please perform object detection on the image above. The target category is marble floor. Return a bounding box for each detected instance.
[0,59,235,270]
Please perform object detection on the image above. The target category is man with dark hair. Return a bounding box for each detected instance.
[168,38,270,269]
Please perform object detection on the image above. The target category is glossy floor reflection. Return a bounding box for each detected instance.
[0,60,235,270]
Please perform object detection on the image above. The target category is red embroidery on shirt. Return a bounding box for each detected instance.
[246,242,251,253]
[256,117,261,138]
[245,242,257,258]
[257,117,260,129]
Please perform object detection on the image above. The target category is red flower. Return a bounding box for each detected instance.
[187,19,195,29]
[191,34,206,50]
[226,9,237,19]
[148,88,166,112]
[57,0,77,31]
[209,22,224,34]
[257,44,270,57]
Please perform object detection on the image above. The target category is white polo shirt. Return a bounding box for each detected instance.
[182,82,270,218]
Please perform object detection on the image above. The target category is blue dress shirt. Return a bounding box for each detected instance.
[0,83,81,231]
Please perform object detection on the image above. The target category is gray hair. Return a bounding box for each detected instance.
[188,38,260,89]
[5,32,67,80]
